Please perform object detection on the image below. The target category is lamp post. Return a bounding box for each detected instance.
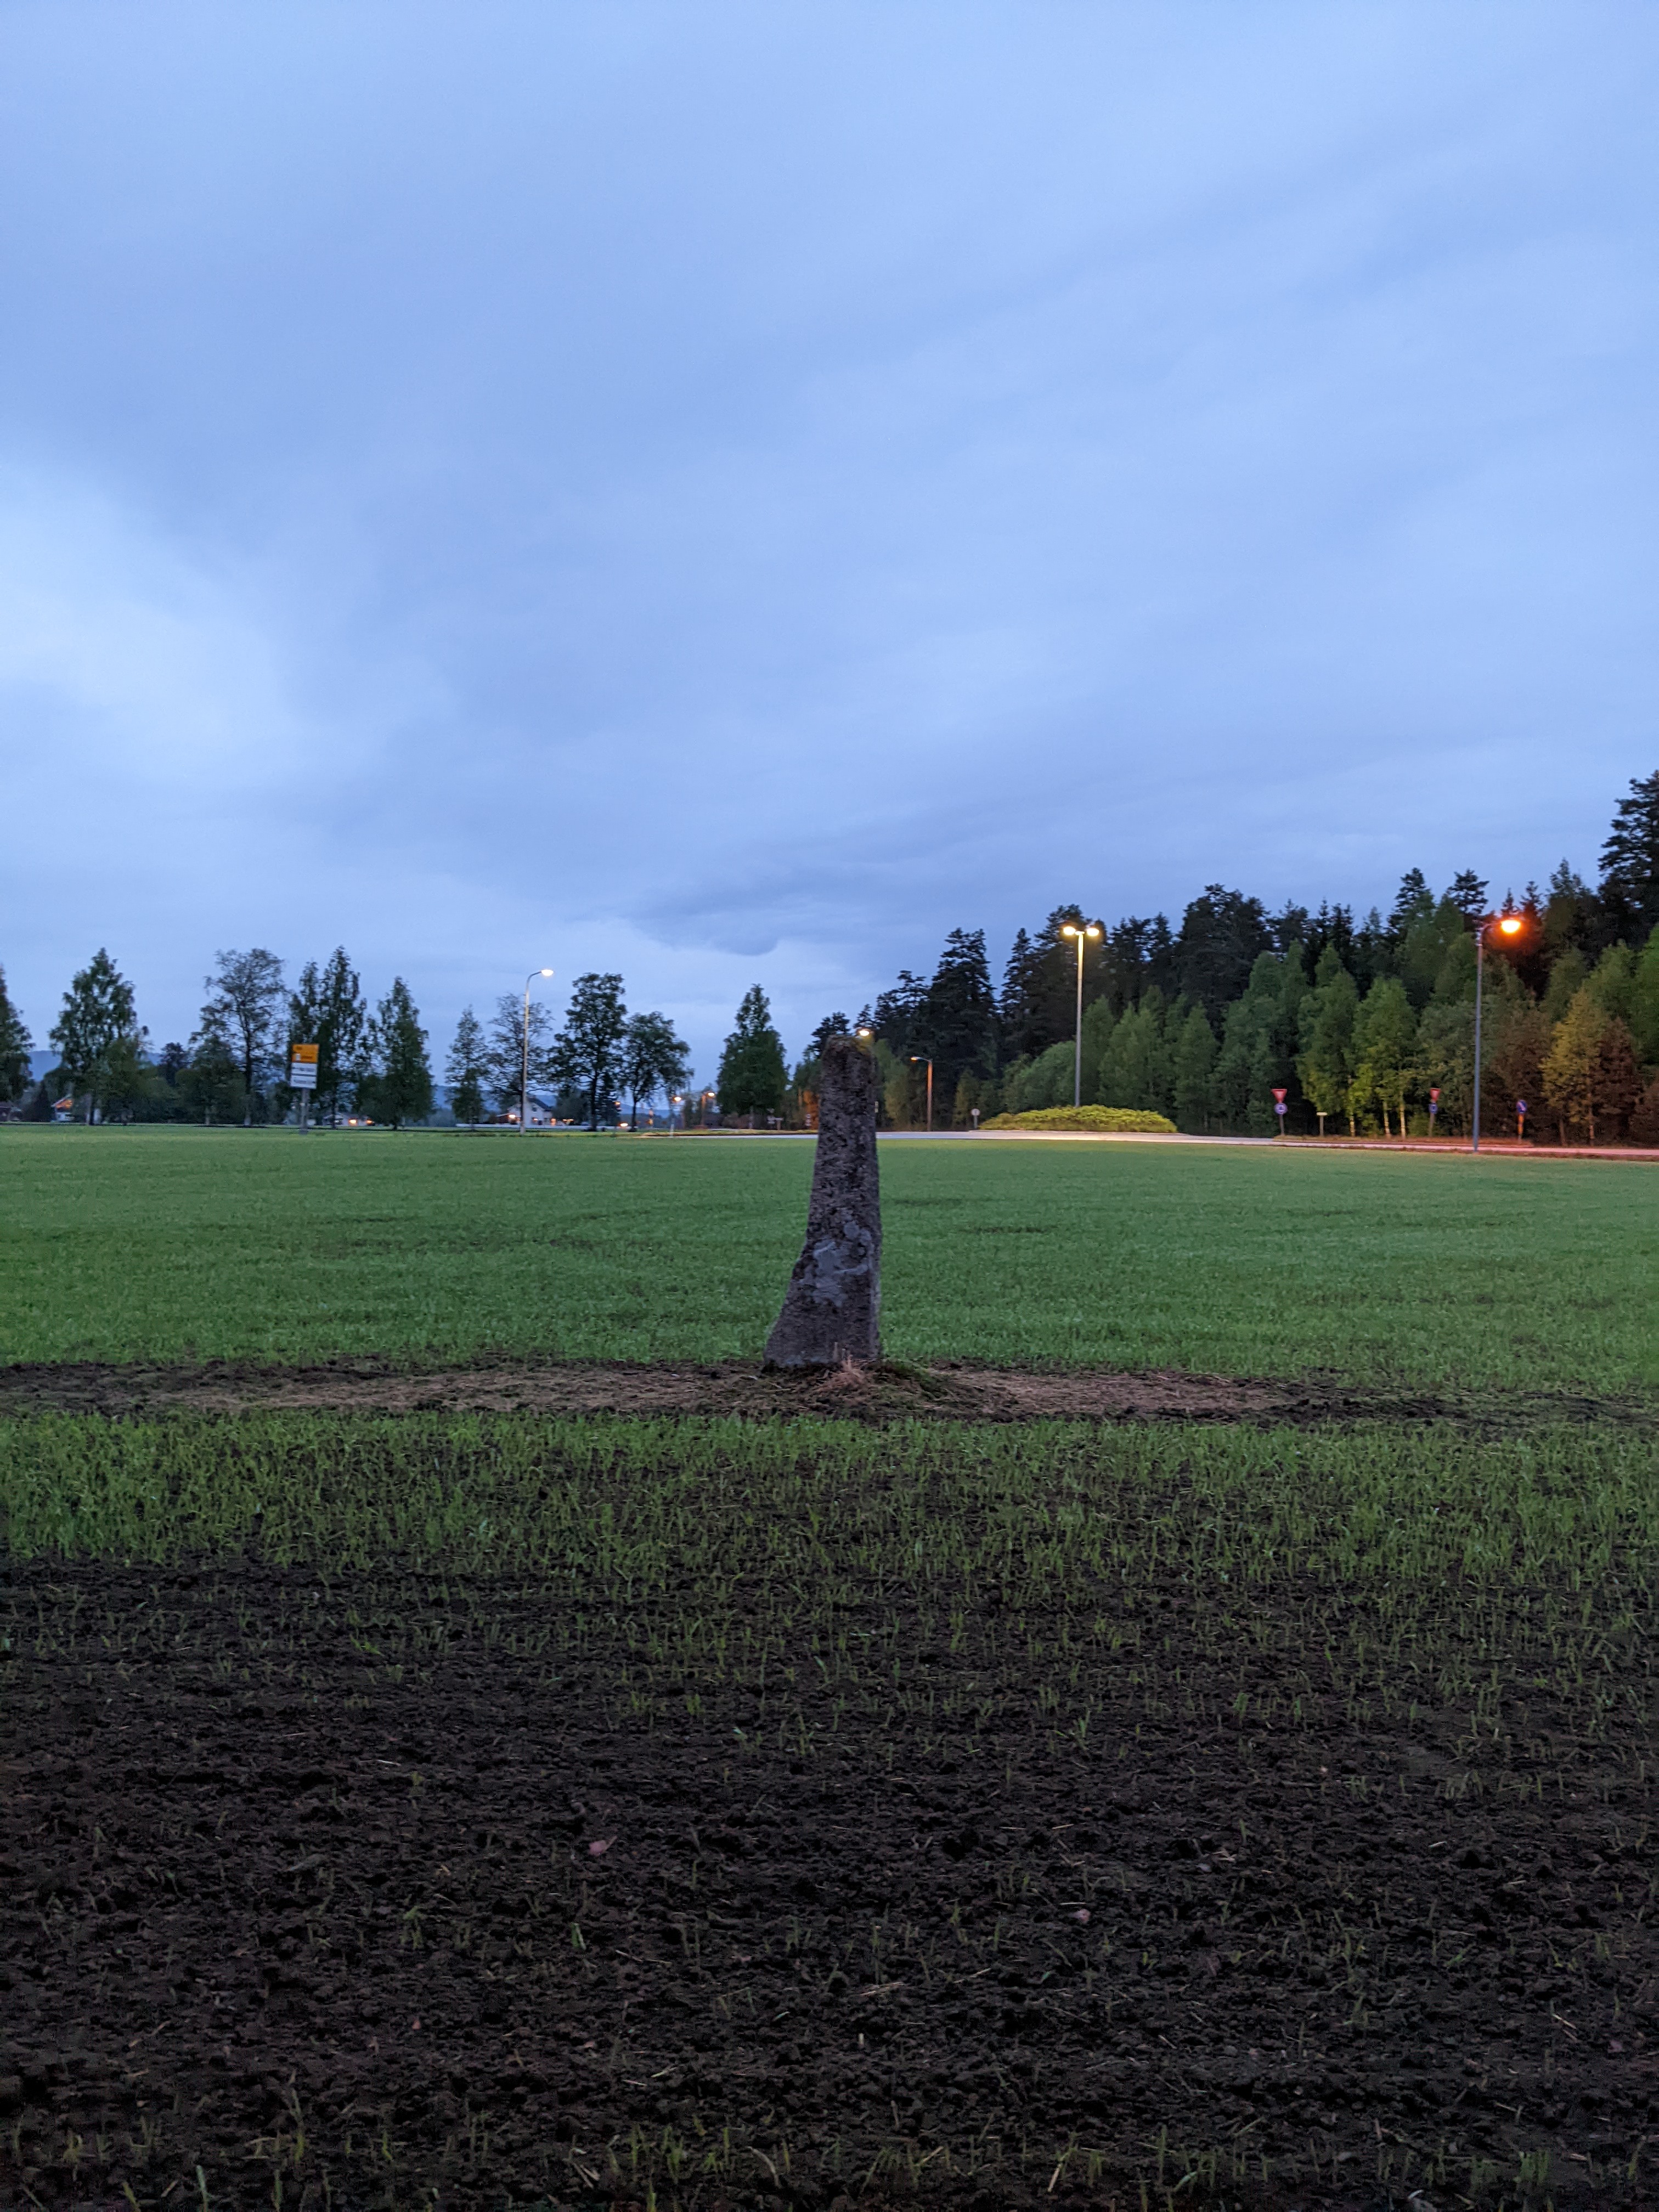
[908,1055,934,1132]
[1059,921,1103,1108]
[521,968,554,1132]
[1471,916,1522,1153]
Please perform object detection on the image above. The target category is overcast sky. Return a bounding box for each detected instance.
[3,3,1656,1074]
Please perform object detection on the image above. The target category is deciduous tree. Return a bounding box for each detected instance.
[200,949,285,1124]
[1347,977,1418,1137]
[1298,949,1359,1136]
[1098,989,1174,1116]
[551,973,629,1128]
[484,994,555,1118]
[622,1009,690,1127]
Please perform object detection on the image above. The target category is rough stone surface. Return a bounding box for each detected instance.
[764,1033,881,1367]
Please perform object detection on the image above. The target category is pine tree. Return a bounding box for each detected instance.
[1171,1006,1217,1132]
[914,928,998,1101]
[50,949,143,1123]
[1172,887,1273,1025]
[1397,899,1469,1009]
[1629,928,1659,1065]
[1483,998,1550,1136]
[445,1007,489,1127]
[1000,928,1035,1041]
[1594,1020,1643,1140]
[1443,871,1489,923]
[1386,869,1434,946]
[1211,953,1302,1135]
[0,966,32,1102]
[179,1027,244,1125]
[373,979,433,1128]
[1543,988,1609,1142]
[288,950,368,1123]
[716,985,787,1121]
[1543,861,1604,962]
[1600,769,1659,936]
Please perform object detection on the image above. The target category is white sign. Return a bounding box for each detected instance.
[290,1043,319,1092]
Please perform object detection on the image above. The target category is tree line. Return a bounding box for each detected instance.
[0,949,772,1131]
[4,768,1655,1143]
[797,770,1659,1144]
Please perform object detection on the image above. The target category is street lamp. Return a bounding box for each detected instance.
[1471,916,1522,1153]
[1059,921,1103,1108]
[909,1055,934,1132]
[521,968,554,1132]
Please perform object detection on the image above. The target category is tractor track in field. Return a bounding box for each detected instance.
[1,1355,1653,1433]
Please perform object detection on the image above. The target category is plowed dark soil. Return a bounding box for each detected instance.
[3,1560,1652,2212]
[1,1356,1651,1432]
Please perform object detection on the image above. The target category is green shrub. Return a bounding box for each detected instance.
[980,1104,1177,1134]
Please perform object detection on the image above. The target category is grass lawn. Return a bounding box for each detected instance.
[2,1123,1655,1387]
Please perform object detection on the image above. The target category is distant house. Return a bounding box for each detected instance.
[483,1092,560,1127]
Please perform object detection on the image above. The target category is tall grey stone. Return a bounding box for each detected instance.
[764,1034,882,1367]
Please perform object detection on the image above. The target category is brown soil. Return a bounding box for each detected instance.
[2,1561,1652,2212]
[0,1355,1647,1432]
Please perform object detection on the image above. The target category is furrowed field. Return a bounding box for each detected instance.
[2,1128,1657,2212]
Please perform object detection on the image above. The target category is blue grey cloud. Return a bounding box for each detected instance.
[2,2,1656,1070]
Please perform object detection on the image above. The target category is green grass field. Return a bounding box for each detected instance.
[5,1129,1657,2207]
[2,1124,1654,1386]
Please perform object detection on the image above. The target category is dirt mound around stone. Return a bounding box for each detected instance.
[2,1356,1649,1431]
[0,1355,1354,1424]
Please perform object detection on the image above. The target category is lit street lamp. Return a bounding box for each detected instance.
[909,1055,934,1132]
[1059,921,1103,1108]
[1471,915,1522,1153]
[521,968,554,1132]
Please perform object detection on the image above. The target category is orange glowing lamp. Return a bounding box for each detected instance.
[1498,915,1522,937]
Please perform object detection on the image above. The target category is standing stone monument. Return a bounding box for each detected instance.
[764,1032,882,1367]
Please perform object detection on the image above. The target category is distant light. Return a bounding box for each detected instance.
[1498,916,1522,937]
